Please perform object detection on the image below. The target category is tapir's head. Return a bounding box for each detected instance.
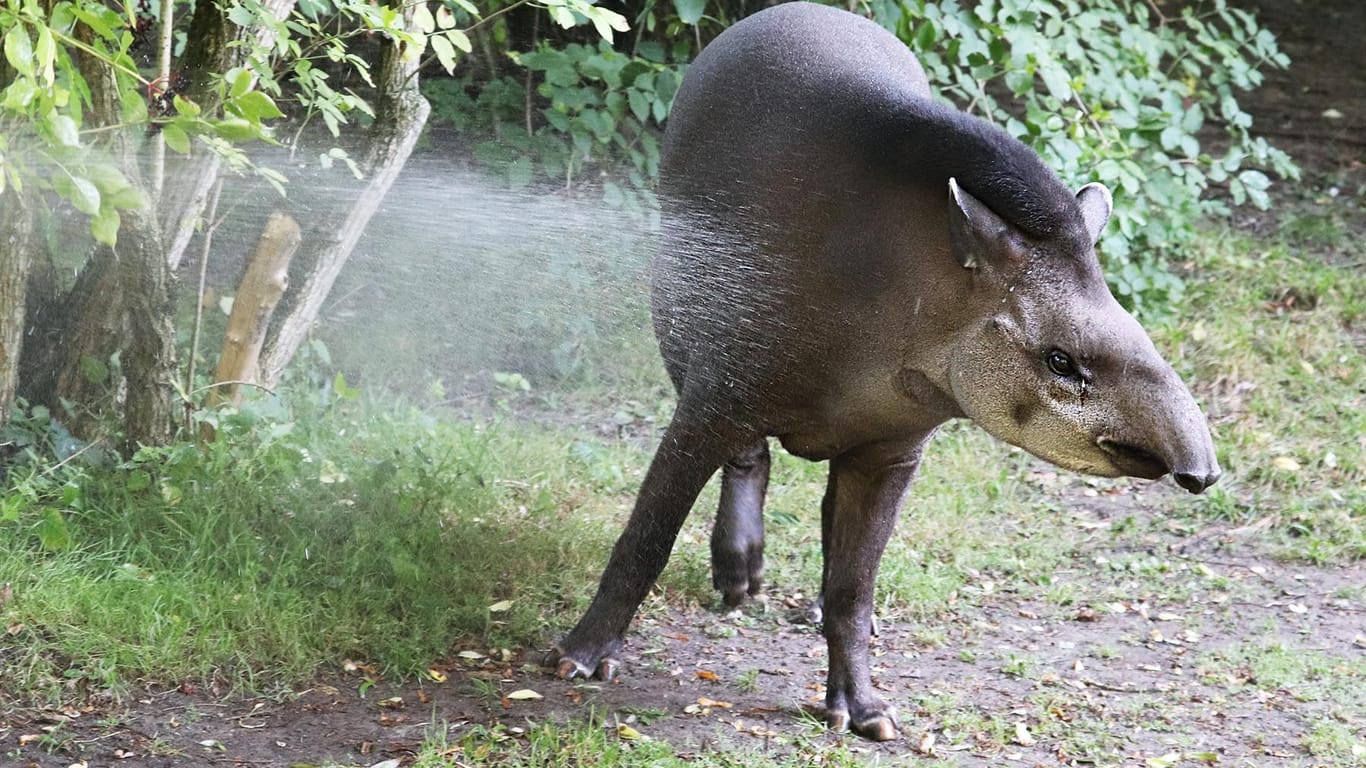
[942,178,1220,493]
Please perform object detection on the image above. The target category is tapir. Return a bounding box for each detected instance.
[546,2,1220,741]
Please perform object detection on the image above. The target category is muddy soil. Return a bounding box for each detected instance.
[3,2,1363,766]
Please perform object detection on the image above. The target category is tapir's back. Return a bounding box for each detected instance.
[661,3,929,212]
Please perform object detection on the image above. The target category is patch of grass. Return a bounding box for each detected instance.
[396,719,877,768]
[0,392,643,697]
[1196,638,1366,705]
[1157,234,1366,560]
[1302,718,1366,767]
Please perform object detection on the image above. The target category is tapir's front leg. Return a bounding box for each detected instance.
[547,407,755,680]
[821,436,928,742]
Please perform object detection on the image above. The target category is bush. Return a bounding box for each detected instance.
[428,0,1295,316]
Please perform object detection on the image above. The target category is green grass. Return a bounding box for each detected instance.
[2,225,1363,765]
[1157,233,1366,560]
[1,393,639,696]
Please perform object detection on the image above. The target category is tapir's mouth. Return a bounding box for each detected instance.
[1096,437,1169,480]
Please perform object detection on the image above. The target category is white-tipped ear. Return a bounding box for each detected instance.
[948,177,1012,270]
[1076,182,1112,245]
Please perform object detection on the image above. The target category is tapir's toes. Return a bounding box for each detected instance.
[550,653,620,682]
[721,587,748,608]
[553,656,591,680]
[827,700,900,741]
[596,657,620,681]
[852,710,900,742]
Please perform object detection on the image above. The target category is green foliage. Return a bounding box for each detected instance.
[872,0,1297,314]
[0,0,147,244]
[427,37,683,213]
[433,0,1293,315]
[0,0,290,237]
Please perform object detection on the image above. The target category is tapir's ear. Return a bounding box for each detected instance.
[1075,182,1112,245]
[947,177,1019,270]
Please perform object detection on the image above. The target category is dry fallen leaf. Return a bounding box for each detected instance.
[696,669,719,682]
[1013,721,1036,746]
[426,668,448,683]
[917,731,937,756]
[697,696,733,709]
[1272,456,1301,472]
[505,688,543,701]
[487,599,514,613]
[458,650,487,660]
[377,697,404,710]
[616,723,645,740]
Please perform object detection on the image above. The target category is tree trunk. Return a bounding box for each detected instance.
[209,213,301,406]
[19,26,179,448]
[258,6,431,386]
[0,191,34,424]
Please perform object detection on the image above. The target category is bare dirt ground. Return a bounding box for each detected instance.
[3,2,1363,766]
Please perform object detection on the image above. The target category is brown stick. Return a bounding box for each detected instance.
[207,213,302,408]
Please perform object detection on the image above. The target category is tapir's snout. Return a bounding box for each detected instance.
[1095,372,1221,497]
[1173,468,1221,494]
[1098,436,1221,494]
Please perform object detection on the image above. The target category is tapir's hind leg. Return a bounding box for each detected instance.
[711,440,771,606]
[547,398,757,680]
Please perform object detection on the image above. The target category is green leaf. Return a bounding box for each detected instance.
[587,7,628,42]
[34,27,55,85]
[161,124,191,154]
[234,90,285,121]
[627,89,649,122]
[431,33,458,74]
[48,114,81,147]
[68,176,101,215]
[173,94,201,117]
[227,4,256,26]
[91,208,121,245]
[673,0,705,25]
[122,88,149,123]
[4,27,33,77]
[447,29,472,54]
[413,4,435,33]
[333,371,361,400]
[35,508,71,552]
[229,67,254,99]
[213,117,259,141]
[2,78,36,111]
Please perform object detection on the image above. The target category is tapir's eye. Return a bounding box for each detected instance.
[1046,349,1078,378]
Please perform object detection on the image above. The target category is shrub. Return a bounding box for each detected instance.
[427,0,1295,315]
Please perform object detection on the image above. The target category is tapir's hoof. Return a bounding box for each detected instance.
[713,556,764,607]
[545,648,619,681]
[720,581,761,608]
[827,705,900,742]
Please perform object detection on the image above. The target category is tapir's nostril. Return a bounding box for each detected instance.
[1174,470,1220,494]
